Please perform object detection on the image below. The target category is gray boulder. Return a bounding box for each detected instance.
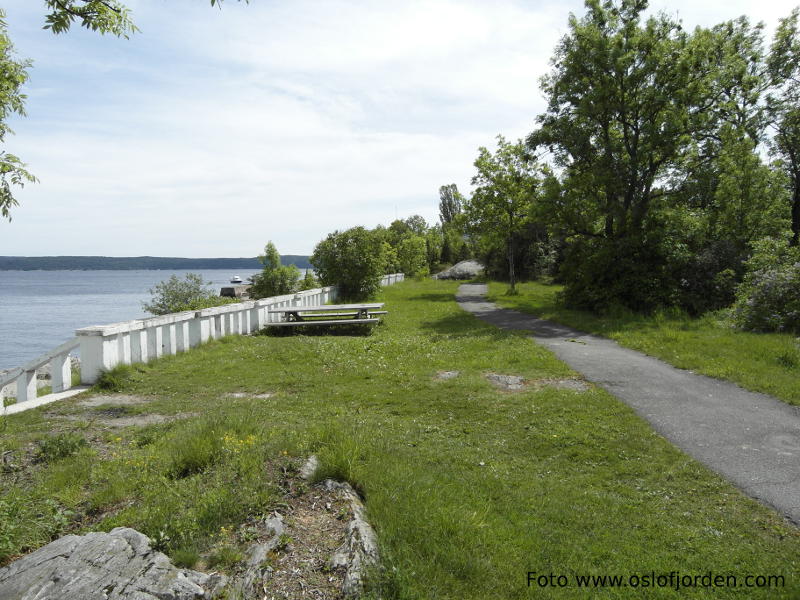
[0,527,226,600]
[432,260,484,280]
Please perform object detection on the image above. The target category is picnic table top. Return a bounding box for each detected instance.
[267,303,384,313]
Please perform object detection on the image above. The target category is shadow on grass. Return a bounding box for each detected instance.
[418,312,529,342]
[260,324,377,337]
[408,293,458,303]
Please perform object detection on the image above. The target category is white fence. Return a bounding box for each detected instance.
[1,273,404,415]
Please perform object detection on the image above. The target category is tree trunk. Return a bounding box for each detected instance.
[508,233,516,294]
[791,174,800,247]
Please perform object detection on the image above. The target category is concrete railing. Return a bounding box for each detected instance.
[1,274,404,415]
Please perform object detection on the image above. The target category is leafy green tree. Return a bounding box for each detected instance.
[767,8,800,245]
[298,269,318,291]
[465,136,541,293]
[311,227,389,301]
[396,235,428,277]
[250,242,300,299]
[438,184,463,225]
[0,11,35,220]
[143,273,233,315]
[529,0,716,240]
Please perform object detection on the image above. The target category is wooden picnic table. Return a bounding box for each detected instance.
[267,303,386,326]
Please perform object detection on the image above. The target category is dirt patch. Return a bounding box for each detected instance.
[434,370,460,381]
[485,373,526,391]
[57,412,196,428]
[223,392,273,399]
[531,378,591,392]
[75,394,150,408]
[264,482,351,599]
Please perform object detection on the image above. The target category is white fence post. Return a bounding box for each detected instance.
[50,353,72,393]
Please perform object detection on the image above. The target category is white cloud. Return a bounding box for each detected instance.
[1,0,798,256]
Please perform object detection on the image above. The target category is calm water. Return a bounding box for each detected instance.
[0,270,261,370]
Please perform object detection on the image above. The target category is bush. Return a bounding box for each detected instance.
[677,240,746,315]
[732,255,800,334]
[143,273,230,316]
[559,233,688,312]
[731,238,800,333]
[35,432,88,463]
[311,227,389,301]
[250,242,300,299]
[298,270,318,291]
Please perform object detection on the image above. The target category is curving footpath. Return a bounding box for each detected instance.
[457,283,800,525]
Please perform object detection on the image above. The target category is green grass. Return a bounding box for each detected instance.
[487,281,800,407]
[1,279,799,598]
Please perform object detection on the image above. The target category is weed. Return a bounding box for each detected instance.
[94,364,136,392]
[207,544,244,570]
[172,547,200,568]
[35,432,88,463]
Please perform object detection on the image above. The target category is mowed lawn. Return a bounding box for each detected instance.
[487,281,800,407]
[2,279,799,598]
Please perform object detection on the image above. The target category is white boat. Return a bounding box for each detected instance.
[230,275,243,284]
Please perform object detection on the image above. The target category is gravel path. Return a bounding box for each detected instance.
[457,283,800,525]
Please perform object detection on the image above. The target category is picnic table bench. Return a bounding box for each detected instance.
[267,303,386,327]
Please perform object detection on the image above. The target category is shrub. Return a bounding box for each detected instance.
[677,240,746,315]
[311,227,389,301]
[559,233,688,312]
[143,273,230,316]
[731,238,800,333]
[732,262,800,332]
[250,242,300,299]
[35,432,88,463]
[298,269,318,291]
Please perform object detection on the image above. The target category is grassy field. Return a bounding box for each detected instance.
[1,279,799,598]
[488,281,800,407]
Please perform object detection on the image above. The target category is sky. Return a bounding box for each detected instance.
[1,0,798,257]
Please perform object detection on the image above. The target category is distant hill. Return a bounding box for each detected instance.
[0,256,313,270]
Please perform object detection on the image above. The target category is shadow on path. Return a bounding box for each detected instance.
[457,283,800,526]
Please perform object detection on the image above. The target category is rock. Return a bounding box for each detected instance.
[323,480,380,598]
[0,527,226,600]
[531,378,591,392]
[435,370,460,381]
[432,260,484,280]
[486,373,526,391]
[300,455,320,480]
[228,514,284,598]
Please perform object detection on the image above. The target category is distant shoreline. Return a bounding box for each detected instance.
[0,256,312,271]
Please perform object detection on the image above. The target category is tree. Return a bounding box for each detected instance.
[143,273,221,315]
[767,8,800,245]
[438,184,463,225]
[0,0,246,219]
[310,227,388,301]
[0,11,35,220]
[465,136,541,293]
[396,235,428,277]
[250,242,300,299]
[529,0,717,240]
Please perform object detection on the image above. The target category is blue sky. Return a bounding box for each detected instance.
[1,0,798,257]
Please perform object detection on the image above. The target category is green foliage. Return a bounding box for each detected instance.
[0,11,35,221]
[311,227,389,301]
[465,136,544,292]
[298,269,318,291]
[93,364,135,392]
[142,273,225,315]
[43,1,138,37]
[35,432,88,463]
[438,184,464,225]
[250,242,300,299]
[732,238,800,332]
[396,235,428,277]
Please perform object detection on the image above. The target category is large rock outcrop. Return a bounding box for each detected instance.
[0,527,226,600]
[432,260,484,280]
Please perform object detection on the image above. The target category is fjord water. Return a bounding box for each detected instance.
[0,270,260,370]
